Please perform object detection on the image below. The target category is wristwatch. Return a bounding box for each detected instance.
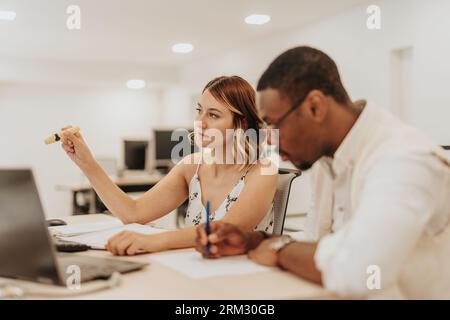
[270,235,295,253]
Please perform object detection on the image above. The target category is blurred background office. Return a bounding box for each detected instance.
[0,0,449,223]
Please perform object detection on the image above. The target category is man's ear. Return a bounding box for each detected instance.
[302,90,328,123]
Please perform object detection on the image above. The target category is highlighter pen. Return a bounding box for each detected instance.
[205,200,211,255]
[44,126,80,145]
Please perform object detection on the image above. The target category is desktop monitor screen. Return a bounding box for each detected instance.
[124,140,148,170]
[443,146,450,158]
[154,129,195,164]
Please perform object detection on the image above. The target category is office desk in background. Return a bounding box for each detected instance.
[56,172,165,214]
[20,215,331,299]
[55,171,309,233]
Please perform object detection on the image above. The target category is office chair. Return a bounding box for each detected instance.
[272,168,302,236]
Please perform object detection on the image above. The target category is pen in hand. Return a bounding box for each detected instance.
[205,200,211,255]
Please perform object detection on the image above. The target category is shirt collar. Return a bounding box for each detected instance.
[324,100,373,177]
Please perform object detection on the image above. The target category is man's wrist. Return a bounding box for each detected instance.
[246,231,269,251]
[269,235,296,269]
[276,241,295,269]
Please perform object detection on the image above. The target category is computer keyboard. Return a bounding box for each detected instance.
[54,239,89,252]
[57,253,148,282]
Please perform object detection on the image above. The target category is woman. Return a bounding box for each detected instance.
[61,75,277,256]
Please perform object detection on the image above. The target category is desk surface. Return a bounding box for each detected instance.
[10,215,331,299]
[58,249,330,300]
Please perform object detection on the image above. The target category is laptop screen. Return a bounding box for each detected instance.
[0,169,60,284]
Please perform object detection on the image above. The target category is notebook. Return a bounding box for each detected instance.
[49,217,166,250]
[49,217,123,237]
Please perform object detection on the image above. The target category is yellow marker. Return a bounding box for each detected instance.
[44,126,80,145]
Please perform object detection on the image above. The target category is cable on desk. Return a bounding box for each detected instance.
[0,272,122,299]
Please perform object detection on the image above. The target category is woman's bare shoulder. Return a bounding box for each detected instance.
[248,159,278,176]
[174,152,202,178]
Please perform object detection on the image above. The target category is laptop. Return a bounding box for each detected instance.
[0,169,148,286]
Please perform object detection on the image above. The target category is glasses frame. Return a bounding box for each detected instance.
[264,95,306,129]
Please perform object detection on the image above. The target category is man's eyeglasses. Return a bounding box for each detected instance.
[263,95,306,129]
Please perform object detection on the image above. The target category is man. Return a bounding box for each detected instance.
[195,46,450,299]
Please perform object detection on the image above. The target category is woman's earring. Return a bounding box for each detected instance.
[188,131,195,145]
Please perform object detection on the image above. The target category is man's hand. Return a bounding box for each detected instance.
[195,221,258,258]
[248,238,280,267]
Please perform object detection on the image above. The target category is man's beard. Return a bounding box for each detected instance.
[279,149,313,171]
[296,162,313,171]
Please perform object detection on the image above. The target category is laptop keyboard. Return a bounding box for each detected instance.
[57,254,148,282]
[53,239,89,252]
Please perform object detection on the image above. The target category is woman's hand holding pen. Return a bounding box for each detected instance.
[60,125,95,170]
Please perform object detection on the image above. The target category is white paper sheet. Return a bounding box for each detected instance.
[49,217,123,236]
[59,223,166,249]
[285,231,312,242]
[149,251,273,279]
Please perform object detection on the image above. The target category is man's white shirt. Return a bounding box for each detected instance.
[304,100,450,299]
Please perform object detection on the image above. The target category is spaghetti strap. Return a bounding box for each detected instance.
[195,161,201,175]
[241,164,254,180]
[194,154,202,175]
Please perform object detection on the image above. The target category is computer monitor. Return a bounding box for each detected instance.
[123,140,149,171]
[152,128,195,171]
[443,146,450,158]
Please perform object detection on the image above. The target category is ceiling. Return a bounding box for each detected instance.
[0,0,371,67]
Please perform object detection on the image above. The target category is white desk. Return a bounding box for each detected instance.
[56,250,332,300]
[4,215,333,299]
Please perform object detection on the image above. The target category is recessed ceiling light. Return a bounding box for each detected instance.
[172,43,194,54]
[0,10,16,21]
[245,14,271,25]
[126,79,146,90]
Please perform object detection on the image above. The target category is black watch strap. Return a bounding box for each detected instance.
[259,231,271,239]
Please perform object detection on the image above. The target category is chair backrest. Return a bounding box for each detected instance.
[272,168,301,236]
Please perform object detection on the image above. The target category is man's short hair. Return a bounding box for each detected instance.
[257,46,351,105]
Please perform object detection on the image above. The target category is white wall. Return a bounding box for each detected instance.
[180,0,450,145]
[160,86,196,128]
